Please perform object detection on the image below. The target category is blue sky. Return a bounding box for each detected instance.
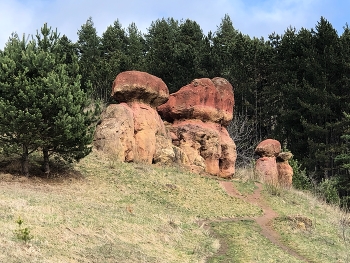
[0,0,349,48]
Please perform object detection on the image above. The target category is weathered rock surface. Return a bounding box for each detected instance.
[277,161,293,188]
[255,156,279,183]
[157,78,234,126]
[111,71,169,107]
[255,139,281,157]
[93,103,135,162]
[169,120,236,178]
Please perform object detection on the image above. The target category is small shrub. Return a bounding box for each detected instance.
[318,178,340,205]
[265,180,283,196]
[14,217,33,243]
[290,158,311,190]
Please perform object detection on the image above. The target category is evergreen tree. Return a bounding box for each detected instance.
[0,34,43,175]
[99,20,128,101]
[145,18,180,92]
[175,19,205,85]
[76,17,101,98]
[125,22,146,71]
[0,24,96,175]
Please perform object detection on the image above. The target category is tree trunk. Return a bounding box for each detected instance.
[21,144,29,177]
[42,147,50,175]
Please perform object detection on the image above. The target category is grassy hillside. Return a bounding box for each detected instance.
[0,152,349,262]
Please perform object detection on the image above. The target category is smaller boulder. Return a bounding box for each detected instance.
[277,152,293,162]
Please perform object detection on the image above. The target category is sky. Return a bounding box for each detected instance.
[0,0,349,49]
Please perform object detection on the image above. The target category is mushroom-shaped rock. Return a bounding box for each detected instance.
[255,139,281,158]
[111,71,169,107]
[157,78,234,126]
[277,152,293,162]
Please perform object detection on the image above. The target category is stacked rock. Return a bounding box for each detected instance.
[157,77,237,178]
[93,71,175,164]
[254,139,293,187]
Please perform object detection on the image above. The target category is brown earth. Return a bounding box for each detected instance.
[200,181,313,263]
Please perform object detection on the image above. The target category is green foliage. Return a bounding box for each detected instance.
[290,158,311,190]
[14,217,33,243]
[0,23,96,175]
[264,181,283,196]
[318,178,340,205]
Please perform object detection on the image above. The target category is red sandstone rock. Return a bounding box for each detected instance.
[277,161,293,188]
[255,139,281,157]
[157,78,234,126]
[255,156,279,183]
[93,103,135,162]
[111,71,169,107]
[95,71,237,178]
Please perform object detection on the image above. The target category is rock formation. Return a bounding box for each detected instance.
[93,71,237,178]
[158,78,236,178]
[254,139,293,187]
[94,71,174,164]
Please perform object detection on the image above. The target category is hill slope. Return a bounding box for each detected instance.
[0,152,348,262]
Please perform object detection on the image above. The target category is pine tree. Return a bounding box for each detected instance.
[125,22,146,71]
[76,17,101,99]
[0,34,44,175]
[0,24,96,175]
[145,18,180,92]
[98,20,128,101]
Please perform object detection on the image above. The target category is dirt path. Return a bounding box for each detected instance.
[201,181,312,263]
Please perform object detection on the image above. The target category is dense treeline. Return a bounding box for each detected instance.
[1,15,350,203]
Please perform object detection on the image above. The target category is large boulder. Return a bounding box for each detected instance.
[157,78,234,126]
[111,70,169,108]
[94,71,175,165]
[94,72,236,178]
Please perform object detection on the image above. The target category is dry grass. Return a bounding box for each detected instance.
[263,187,350,262]
[1,153,349,262]
[0,152,261,263]
[208,220,304,263]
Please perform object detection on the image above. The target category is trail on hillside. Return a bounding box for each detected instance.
[200,181,312,263]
